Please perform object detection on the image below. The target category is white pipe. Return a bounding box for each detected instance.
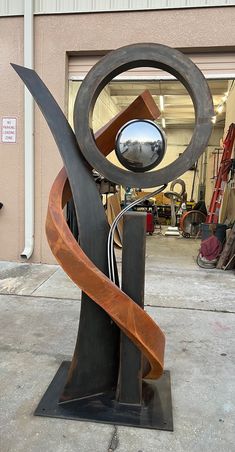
[21,0,34,259]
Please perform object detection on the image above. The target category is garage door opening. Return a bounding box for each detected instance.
[68,52,235,246]
[69,77,232,205]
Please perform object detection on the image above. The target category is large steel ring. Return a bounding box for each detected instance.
[74,43,214,188]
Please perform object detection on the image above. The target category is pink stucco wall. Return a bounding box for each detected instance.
[1,7,235,263]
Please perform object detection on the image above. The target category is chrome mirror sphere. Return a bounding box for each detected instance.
[115,119,166,172]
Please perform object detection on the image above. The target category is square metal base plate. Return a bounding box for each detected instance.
[34,361,173,431]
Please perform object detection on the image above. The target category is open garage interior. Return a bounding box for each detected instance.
[68,72,234,220]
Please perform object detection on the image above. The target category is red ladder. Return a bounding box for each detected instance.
[206,123,235,224]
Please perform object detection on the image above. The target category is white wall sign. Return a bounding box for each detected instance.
[1,117,17,143]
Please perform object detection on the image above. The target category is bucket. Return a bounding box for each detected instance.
[201,223,227,244]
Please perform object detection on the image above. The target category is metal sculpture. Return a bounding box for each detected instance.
[12,42,214,431]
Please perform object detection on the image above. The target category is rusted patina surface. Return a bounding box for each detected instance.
[12,43,213,428]
[45,90,165,397]
[12,57,165,400]
[46,167,165,380]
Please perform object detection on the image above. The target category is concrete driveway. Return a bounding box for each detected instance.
[0,234,234,452]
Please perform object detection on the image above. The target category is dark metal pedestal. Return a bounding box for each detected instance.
[34,361,173,431]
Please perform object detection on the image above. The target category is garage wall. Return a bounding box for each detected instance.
[204,128,225,208]
[204,84,235,211]
[93,87,121,132]
[68,79,121,172]
[1,1,234,16]
[1,8,235,263]
[224,81,235,136]
[219,81,235,223]
[69,82,121,131]
[0,17,24,261]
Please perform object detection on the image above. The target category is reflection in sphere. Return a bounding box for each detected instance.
[115,119,166,173]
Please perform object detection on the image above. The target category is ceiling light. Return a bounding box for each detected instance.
[216,104,224,114]
[159,95,164,112]
[162,117,166,128]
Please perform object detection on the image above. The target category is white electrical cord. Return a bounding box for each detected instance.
[107,184,166,284]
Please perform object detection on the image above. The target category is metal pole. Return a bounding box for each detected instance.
[117,211,146,405]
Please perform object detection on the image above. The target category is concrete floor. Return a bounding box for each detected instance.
[0,233,234,452]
